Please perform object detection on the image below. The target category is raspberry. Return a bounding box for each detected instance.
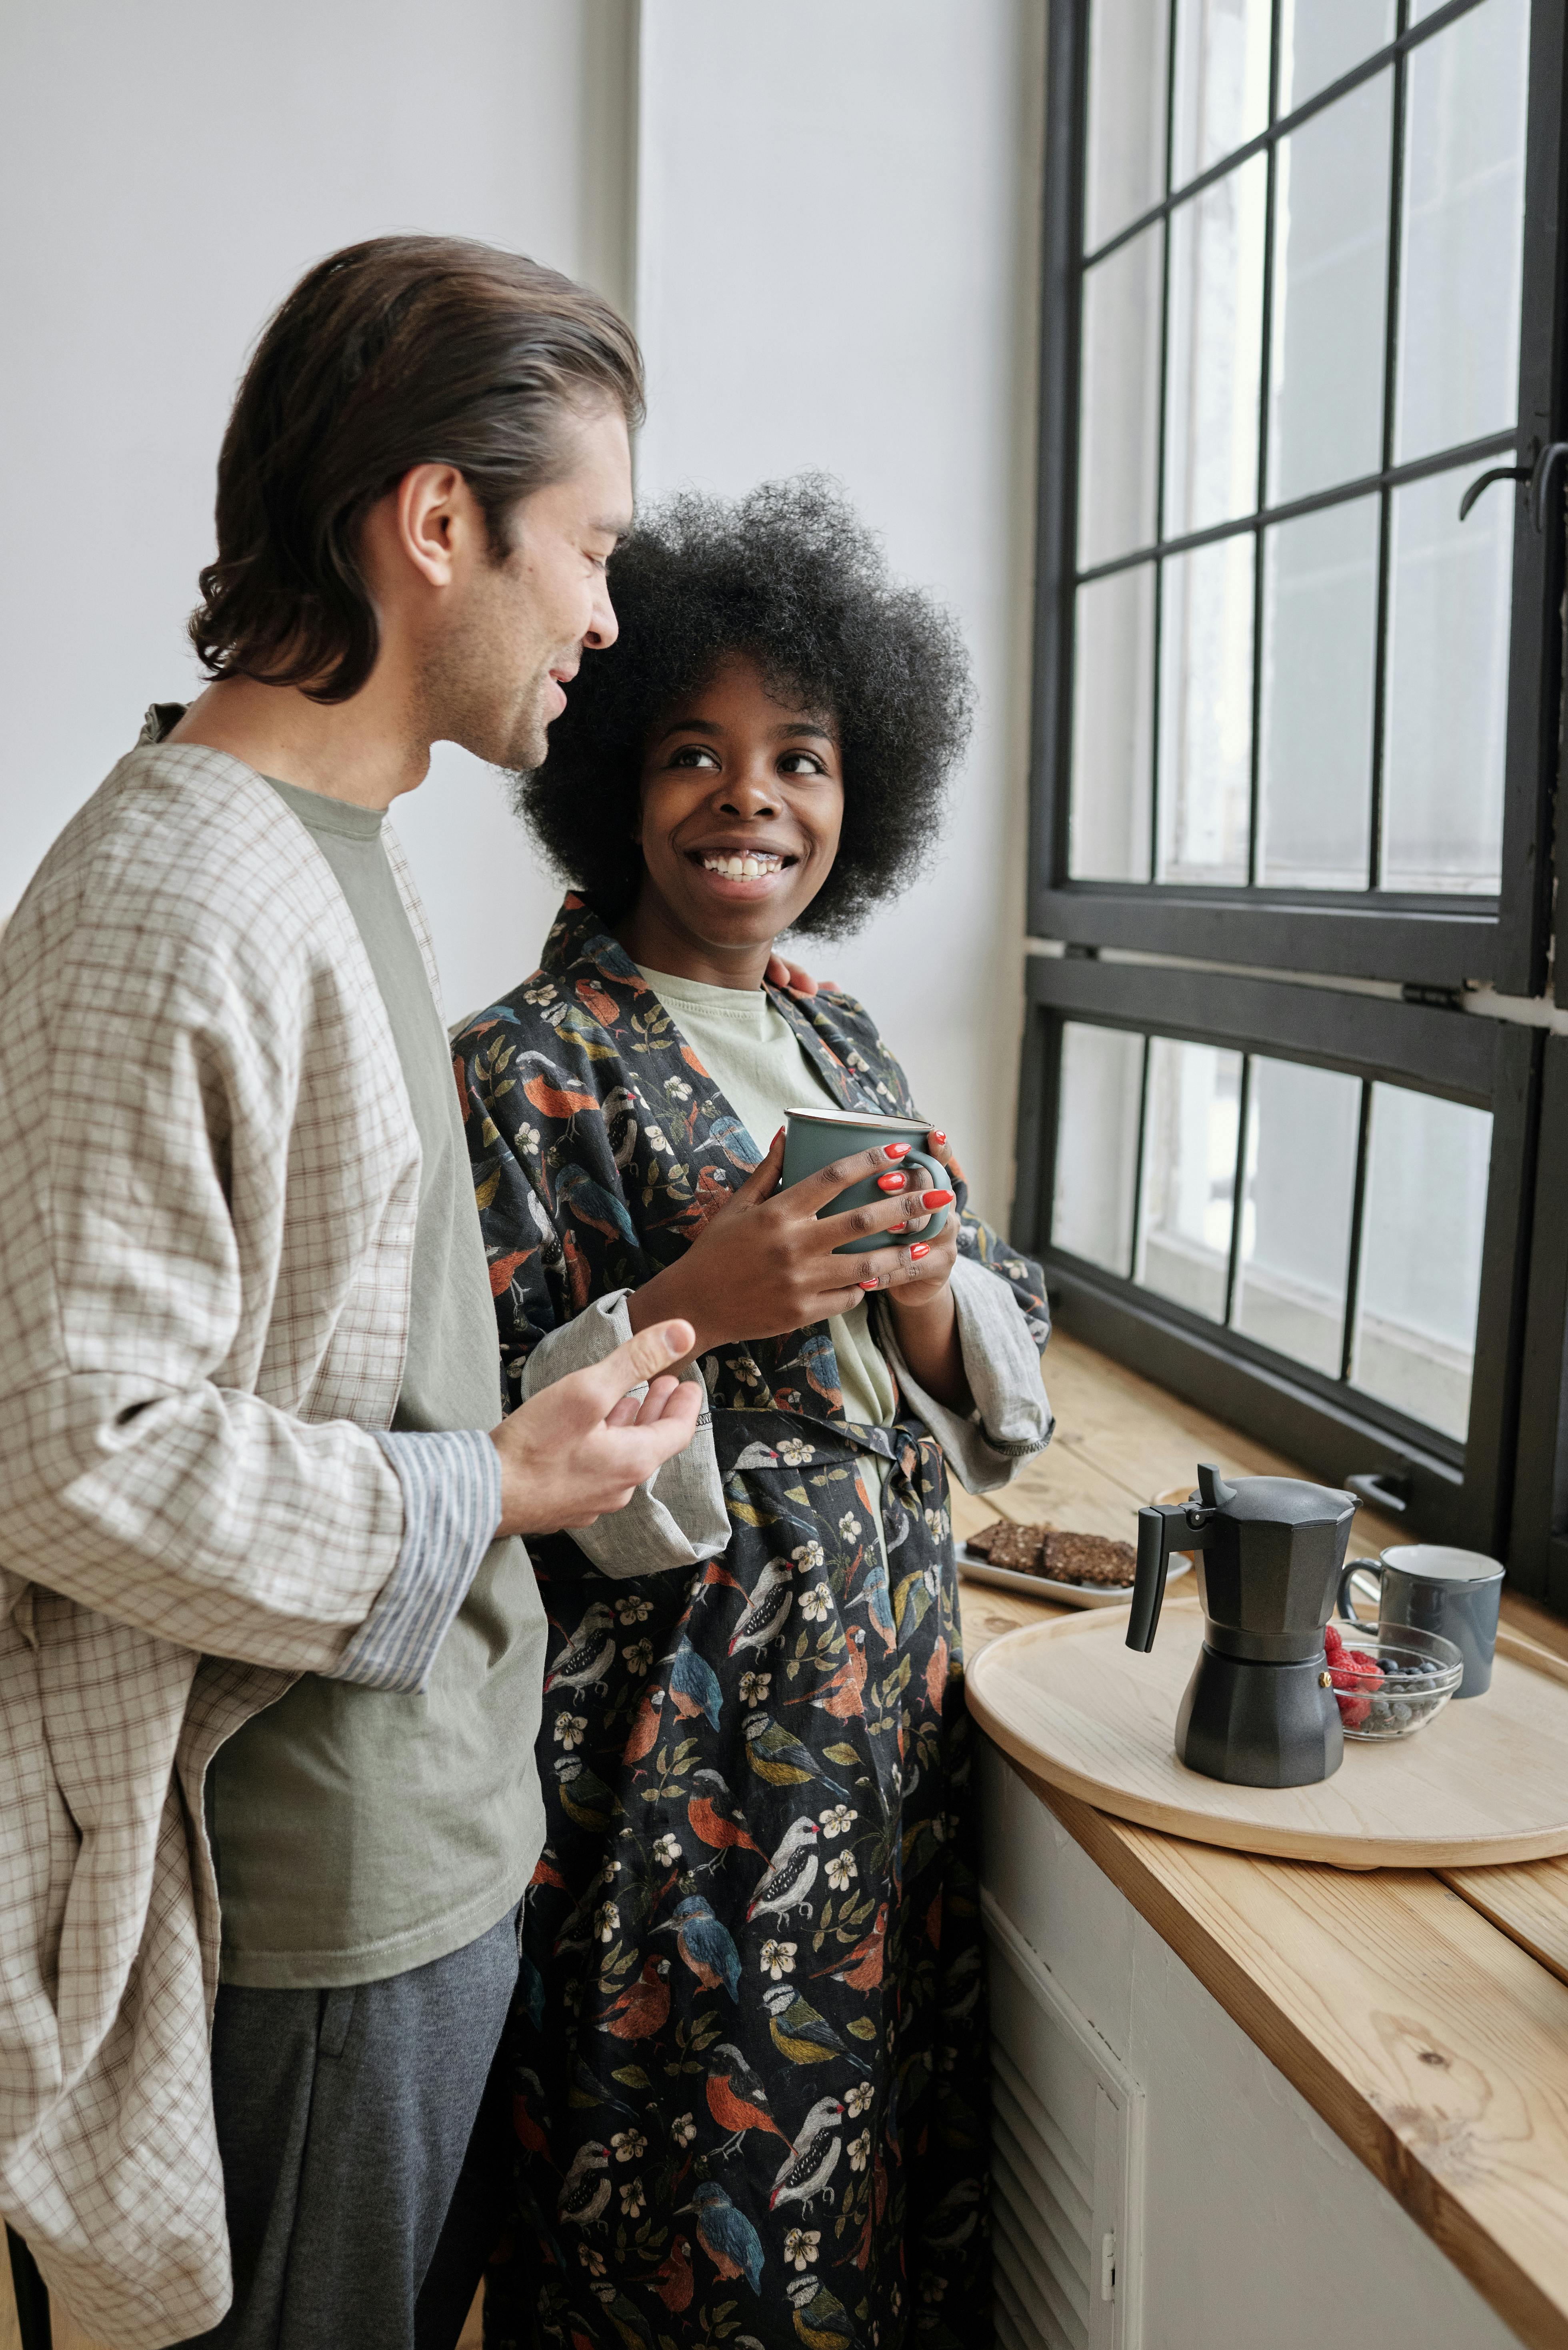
[1323,1622,1344,1663]
[1329,1644,1382,1730]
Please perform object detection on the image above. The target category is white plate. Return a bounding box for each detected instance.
[958,1545,1193,1610]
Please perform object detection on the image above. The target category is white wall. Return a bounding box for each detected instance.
[0,0,634,1021]
[1,0,1043,1222]
[635,0,1047,1223]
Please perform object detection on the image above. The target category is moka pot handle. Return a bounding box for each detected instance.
[1126,1501,1214,1652]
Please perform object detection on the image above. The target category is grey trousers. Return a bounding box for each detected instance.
[178,1906,520,2350]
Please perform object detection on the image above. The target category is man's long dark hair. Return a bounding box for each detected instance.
[188,234,644,704]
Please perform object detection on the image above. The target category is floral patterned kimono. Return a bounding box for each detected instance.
[453,897,1048,2350]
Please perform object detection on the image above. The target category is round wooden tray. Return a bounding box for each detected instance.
[966,1597,1568,1869]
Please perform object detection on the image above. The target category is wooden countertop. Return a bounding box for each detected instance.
[957,1332,1568,2350]
[9,1332,1566,2350]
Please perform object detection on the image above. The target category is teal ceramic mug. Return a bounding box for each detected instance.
[780,1106,950,1255]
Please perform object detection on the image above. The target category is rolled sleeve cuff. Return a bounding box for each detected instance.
[523,1291,729,1578]
[879,1256,1054,1496]
[331,1429,503,1690]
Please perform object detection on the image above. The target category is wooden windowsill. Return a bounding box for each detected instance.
[957,1330,1568,2350]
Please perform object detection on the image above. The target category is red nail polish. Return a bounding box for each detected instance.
[910,1243,931,1260]
[889,1222,908,1235]
[858,1278,879,1291]
[921,1188,955,1209]
[884,1143,910,1159]
[931,1131,947,1145]
[773,1127,784,1143]
[876,1172,907,1192]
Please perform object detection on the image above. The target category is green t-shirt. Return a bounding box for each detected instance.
[207,779,547,1988]
[635,965,898,1437]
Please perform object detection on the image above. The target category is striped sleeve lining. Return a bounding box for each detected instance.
[331,1429,503,1691]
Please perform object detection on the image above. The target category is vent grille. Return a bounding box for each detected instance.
[993,2043,1094,2348]
[984,1894,1142,2350]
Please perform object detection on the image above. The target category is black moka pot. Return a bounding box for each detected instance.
[1126,1463,1356,1787]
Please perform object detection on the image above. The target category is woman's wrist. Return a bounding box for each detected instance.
[886,1273,954,1321]
[885,1273,967,1408]
[628,1264,716,1356]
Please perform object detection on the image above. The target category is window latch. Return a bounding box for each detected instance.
[1458,442,1568,534]
[1347,1468,1412,1515]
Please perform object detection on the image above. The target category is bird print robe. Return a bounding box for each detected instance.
[453,896,1049,2350]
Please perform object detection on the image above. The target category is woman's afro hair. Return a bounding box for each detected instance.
[516,474,974,938]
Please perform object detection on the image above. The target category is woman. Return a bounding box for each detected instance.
[455,480,1050,2350]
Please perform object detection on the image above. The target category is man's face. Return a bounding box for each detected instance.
[429,399,632,773]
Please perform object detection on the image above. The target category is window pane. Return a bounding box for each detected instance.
[1164,154,1267,536]
[1086,0,1171,250]
[1382,466,1512,894]
[1258,498,1378,889]
[1234,1057,1360,1376]
[1070,565,1156,879]
[1353,1084,1492,1441]
[1137,1037,1242,1321]
[1268,73,1392,506]
[1079,225,1165,566]
[1052,1023,1146,1274]
[1277,0,1395,113]
[1172,0,1270,188]
[1157,535,1254,885]
[1394,0,1529,464]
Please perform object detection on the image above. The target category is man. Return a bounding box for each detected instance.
[0,235,814,2350]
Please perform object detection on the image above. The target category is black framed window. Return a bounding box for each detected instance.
[1032,0,1566,991]
[1019,0,1568,1582]
[1014,958,1538,1551]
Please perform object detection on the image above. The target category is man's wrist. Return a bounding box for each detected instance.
[342,1430,502,1690]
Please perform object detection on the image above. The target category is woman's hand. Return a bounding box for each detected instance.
[626,1132,956,1358]
[876,1128,970,1408]
[874,1126,963,1303]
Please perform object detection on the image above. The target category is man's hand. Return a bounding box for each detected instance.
[764,952,839,998]
[491,1319,702,1536]
[626,1134,956,1358]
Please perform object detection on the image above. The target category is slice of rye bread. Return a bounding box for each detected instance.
[1040,1531,1136,1587]
[967,1517,1052,1569]
[967,1522,1137,1586]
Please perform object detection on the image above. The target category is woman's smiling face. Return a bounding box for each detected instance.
[631,654,844,962]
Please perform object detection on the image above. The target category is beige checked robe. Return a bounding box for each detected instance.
[0,736,449,2344]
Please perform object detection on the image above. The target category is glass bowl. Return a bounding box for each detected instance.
[1328,1620,1464,1741]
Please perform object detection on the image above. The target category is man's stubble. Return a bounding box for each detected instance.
[417,543,559,778]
